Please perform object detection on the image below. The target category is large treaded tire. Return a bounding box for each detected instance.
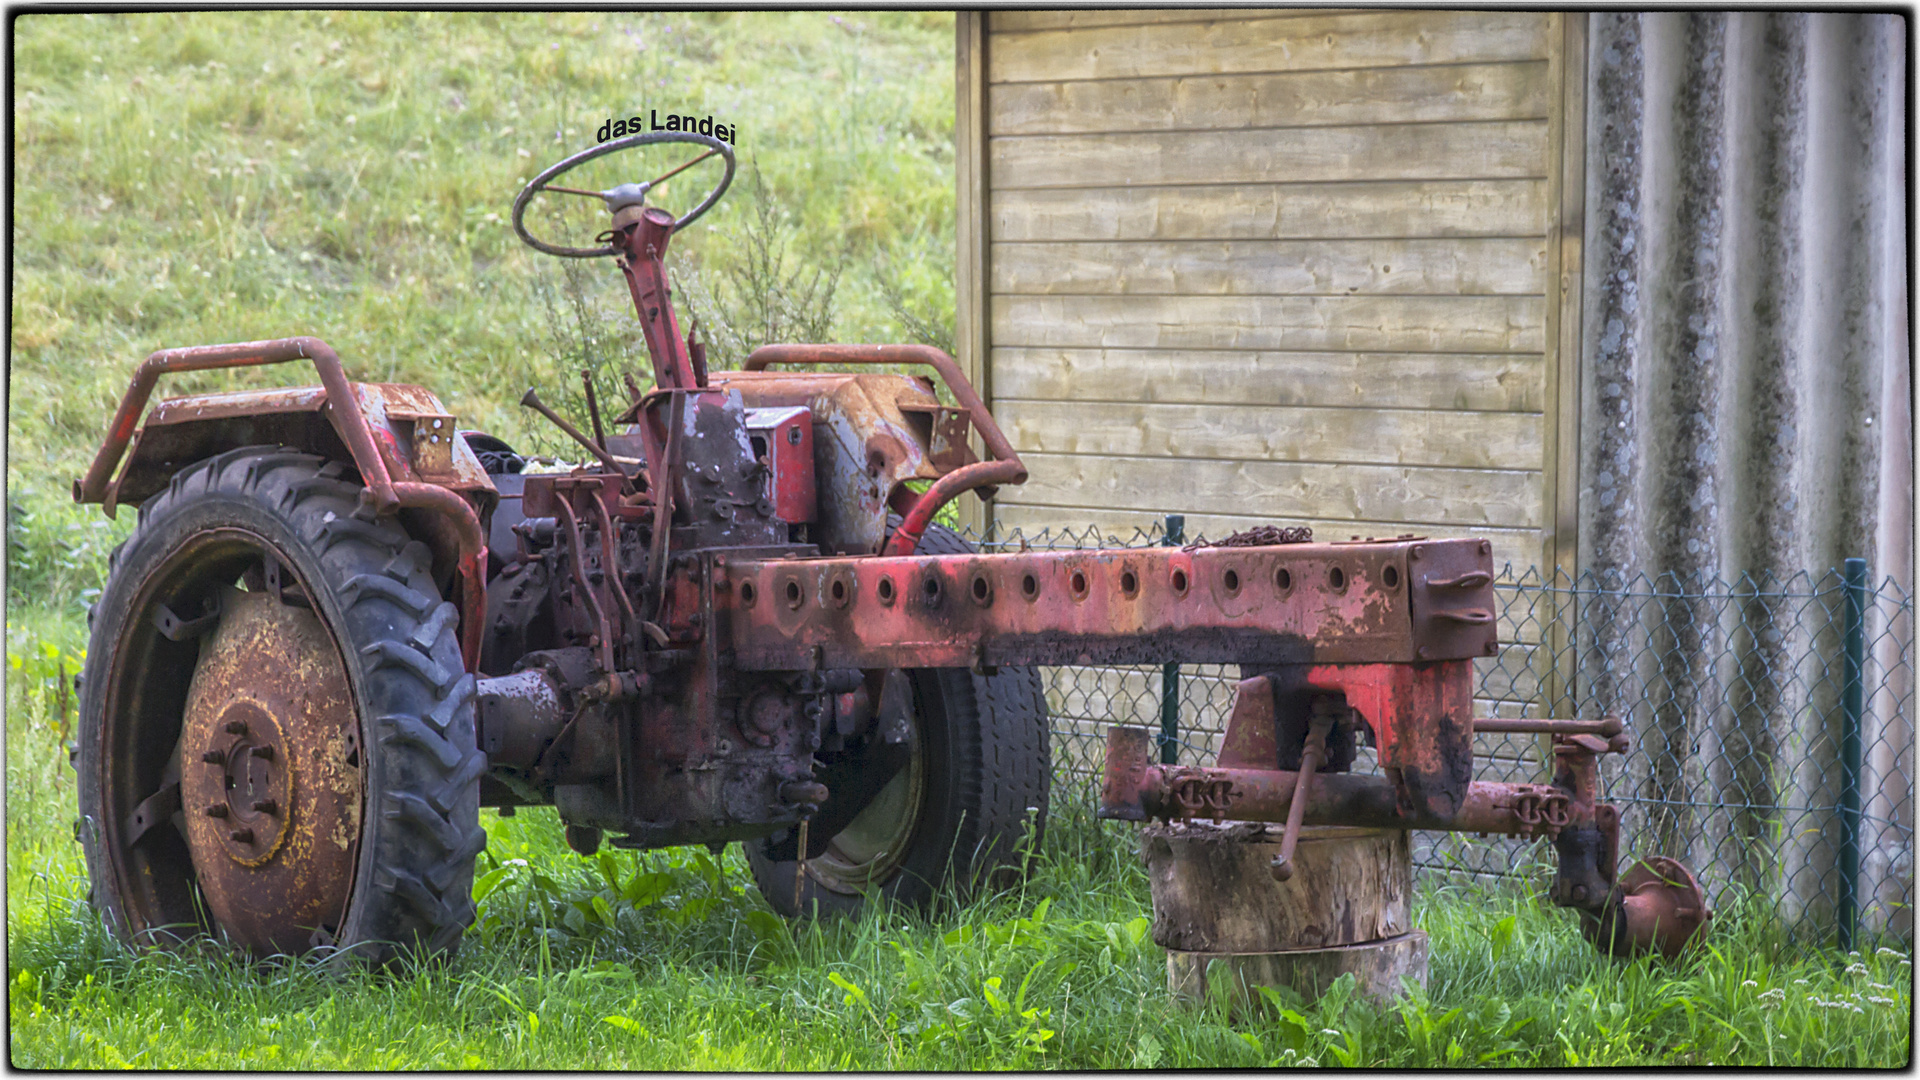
[746,523,1050,917]
[76,446,485,965]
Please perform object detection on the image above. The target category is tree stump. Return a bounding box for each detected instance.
[1142,821,1427,1010]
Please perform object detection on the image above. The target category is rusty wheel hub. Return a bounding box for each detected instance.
[178,587,364,956]
[1597,855,1712,959]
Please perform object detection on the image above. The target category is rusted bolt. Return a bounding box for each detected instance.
[205,804,229,819]
[1485,641,1499,655]
[1410,545,1424,561]
[251,799,278,815]
[1572,883,1588,903]
[779,780,829,806]
[1417,646,1431,660]
[229,828,255,843]
[224,719,249,735]
[252,745,275,761]
[201,749,226,765]
[1480,541,1491,556]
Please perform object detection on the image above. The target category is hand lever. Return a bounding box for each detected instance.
[1269,709,1336,882]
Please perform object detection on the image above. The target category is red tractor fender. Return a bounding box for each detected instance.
[73,337,495,669]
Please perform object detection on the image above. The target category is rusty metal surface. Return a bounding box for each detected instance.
[739,345,1029,556]
[721,537,1487,670]
[178,588,361,957]
[713,369,944,554]
[75,337,397,513]
[1601,857,1712,959]
[743,406,816,524]
[1473,716,1624,736]
[1406,540,1500,661]
[899,401,976,473]
[104,380,495,507]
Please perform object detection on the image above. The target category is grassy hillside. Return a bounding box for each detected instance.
[10,9,957,611]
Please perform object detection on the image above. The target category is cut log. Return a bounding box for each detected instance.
[1143,820,1426,1007]
[1142,822,1413,952]
[1168,932,1430,1009]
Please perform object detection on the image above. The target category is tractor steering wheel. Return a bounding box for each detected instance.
[511,131,737,258]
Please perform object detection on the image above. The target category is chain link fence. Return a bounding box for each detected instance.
[955,519,1914,946]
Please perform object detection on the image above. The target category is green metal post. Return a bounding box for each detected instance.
[1839,558,1866,952]
[1159,515,1185,765]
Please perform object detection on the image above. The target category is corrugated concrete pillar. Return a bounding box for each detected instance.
[1576,11,1909,930]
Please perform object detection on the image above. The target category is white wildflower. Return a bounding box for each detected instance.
[1867,996,1895,1005]
[1793,979,1810,986]
[1876,947,1903,958]
[1320,1029,1341,1038]
[1741,979,1758,988]
[1845,962,1869,977]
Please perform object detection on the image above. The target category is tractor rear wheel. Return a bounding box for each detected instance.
[76,447,486,965]
[745,524,1050,917]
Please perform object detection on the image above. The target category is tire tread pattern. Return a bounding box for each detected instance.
[81,446,485,966]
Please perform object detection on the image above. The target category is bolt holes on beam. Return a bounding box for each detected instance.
[1222,568,1241,596]
[784,579,804,610]
[1171,568,1188,596]
[921,574,943,605]
[1275,567,1293,592]
[1382,565,1399,590]
[1329,566,1347,591]
[1021,573,1039,601]
[1120,569,1139,599]
[1069,569,1090,601]
[828,575,852,609]
[970,573,993,607]
[740,580,757,607]
[876,577,896,607]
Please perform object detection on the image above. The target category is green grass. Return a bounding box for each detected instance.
[7,613,1914,1069]
[8,12,1913,1070]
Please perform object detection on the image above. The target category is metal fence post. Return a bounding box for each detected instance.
[1839,558,1867,951]
[1159,514,1185,765]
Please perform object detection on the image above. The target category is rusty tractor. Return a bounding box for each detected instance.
[71,131,1709,965]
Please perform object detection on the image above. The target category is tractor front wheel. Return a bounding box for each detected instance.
[76,447,486,964]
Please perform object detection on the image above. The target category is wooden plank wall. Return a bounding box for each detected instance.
[978,9,1563,577]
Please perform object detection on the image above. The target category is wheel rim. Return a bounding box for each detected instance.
[96,528,363,955]
[805,698,925,896]
[178,587,362,955]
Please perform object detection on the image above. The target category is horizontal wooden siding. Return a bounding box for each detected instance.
[983,9,1555,571]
